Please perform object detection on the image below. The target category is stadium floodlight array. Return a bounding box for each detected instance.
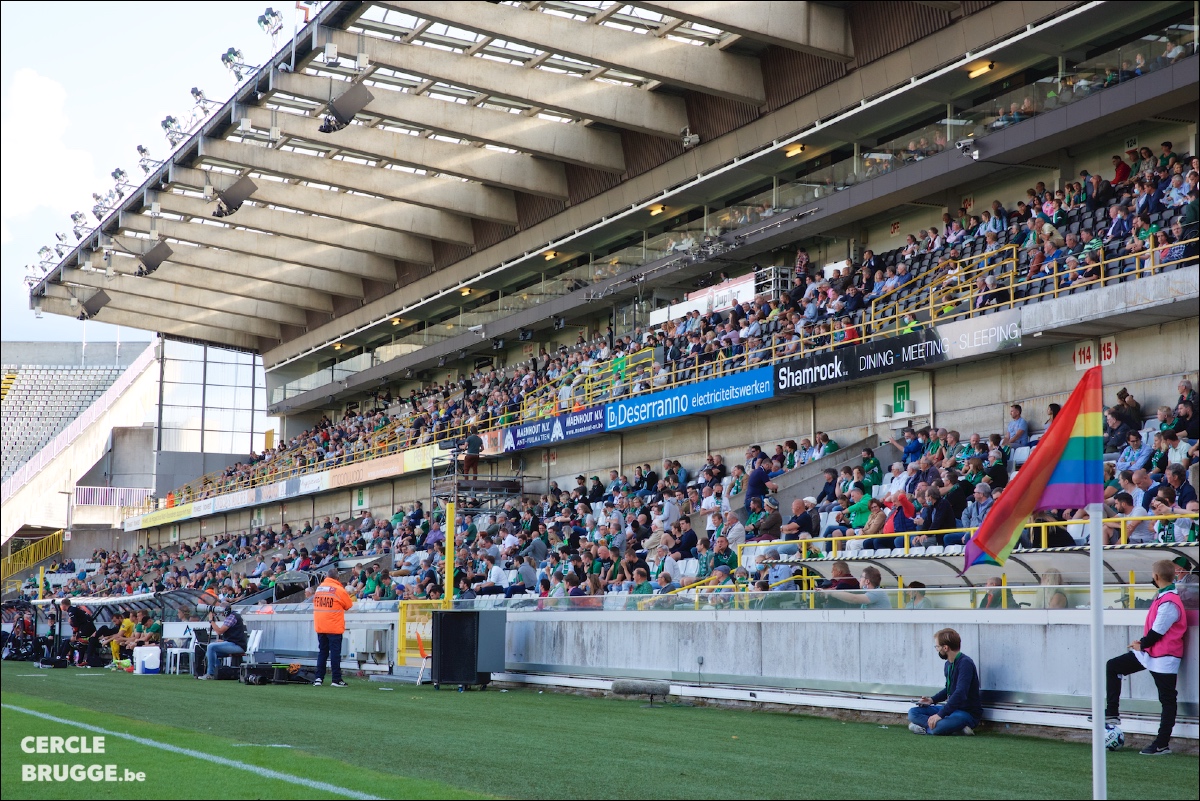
[136,144,163,175]
[161,115,186,145]
[258,7,283,45]
[221,47,255,82]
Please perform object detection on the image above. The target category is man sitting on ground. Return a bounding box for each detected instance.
[908,627,983,736]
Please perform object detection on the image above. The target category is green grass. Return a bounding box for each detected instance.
[1,661,1196,800]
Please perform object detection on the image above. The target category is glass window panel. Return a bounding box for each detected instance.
[231,410,252,431]
[206,346,250,364]
[205,363,239,386]
[205,408,236,430]
[162,382,203,407]
[160,428,202,452]
[206,385,236,408]
[162,361,204,383]
[165,340,204,360]
[203,430,240,453]
[254,388,266,408]
[254,365,266,388]
[161,405,203,427]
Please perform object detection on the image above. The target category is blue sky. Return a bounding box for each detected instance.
[1,1,305,343]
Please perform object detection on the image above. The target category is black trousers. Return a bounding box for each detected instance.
[1105,651,1177,744]
[316,632,343,682]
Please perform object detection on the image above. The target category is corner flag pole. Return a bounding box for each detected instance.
[1088,500,1106,800]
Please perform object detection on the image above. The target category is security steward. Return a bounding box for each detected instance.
[313,567,354,687]
[58,598,102,667]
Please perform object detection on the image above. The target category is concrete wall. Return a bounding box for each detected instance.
[77,426,155,488]
[0,341,149,367]
[153,451,250,501]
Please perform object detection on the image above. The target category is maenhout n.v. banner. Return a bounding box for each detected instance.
[503,405,606,452]
[774,309,1022,395]
[604,366,775,431]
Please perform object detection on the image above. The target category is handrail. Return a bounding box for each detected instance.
[1,530,65,582]
[734,512,1199,567]
[149,233,1197,515]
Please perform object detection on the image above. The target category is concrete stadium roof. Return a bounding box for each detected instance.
[26,0,1191,361]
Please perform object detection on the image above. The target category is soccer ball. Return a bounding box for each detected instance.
[1104,723,1125,751]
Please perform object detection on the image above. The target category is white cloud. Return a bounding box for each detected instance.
[0,68,97,243]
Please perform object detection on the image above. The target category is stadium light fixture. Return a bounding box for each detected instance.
[221,47,254,82]
[70,211,90,240]
[968,62,994,79]
[161,115,186,145]
[317,83,374,134]
[785,144,806,158]
[136,144,163,174]
[257,7,283,42]
[543,251,557,260]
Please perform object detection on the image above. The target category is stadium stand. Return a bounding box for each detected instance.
[1,364,125,481]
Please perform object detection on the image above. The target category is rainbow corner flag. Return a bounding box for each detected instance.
[963,366,1105,570]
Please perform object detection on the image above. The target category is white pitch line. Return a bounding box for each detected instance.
[2,704,378,800]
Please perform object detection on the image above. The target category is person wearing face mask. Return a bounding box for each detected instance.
[907,627,982,736]
[1102,559,1186,755]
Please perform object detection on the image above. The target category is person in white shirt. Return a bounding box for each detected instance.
[1102,492,1154,544]
[474,554,509,595]
[722,511,747,547]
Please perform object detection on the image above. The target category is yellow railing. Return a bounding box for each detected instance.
[153,238,1197,512]
[735,512,1199,567]
[397,598,444,665]
[1,530,64,582]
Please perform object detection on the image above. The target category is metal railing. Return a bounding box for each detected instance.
[75,486,155,507]
[1,530,65,582]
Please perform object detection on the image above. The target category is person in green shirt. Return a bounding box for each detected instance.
[712,535,739,572]
[821,433,840,455]
[373,571,399,601]
[824,488,871,540]
[695,538,714,580]
[630,568,654,595]
[861,448,882,486]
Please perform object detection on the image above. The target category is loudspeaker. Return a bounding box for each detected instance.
[82,290,110,317]
[518,329,533,341]
[430,610,506,688]
[328,83,375,125]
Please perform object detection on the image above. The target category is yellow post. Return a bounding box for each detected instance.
[1128,569,1136,608]
[38,566,45,600]
[444,501,455,610]
[1001,573,1008,610]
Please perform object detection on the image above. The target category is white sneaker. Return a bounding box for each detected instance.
[908,722,927,735]
[961,726,974,736]
[312,679,323,686]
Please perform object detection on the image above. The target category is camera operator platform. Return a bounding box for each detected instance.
[431,430,526,521]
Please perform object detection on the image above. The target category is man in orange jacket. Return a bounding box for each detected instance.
[313,567,354,687]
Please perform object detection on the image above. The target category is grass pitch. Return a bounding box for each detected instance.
[1,661,1196,800]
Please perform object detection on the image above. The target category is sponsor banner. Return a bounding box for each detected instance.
[212,488,254,513]
[604,367,775,432]
[298,473,328,495]
[364,453,405,482]
[648,273,756,327]
[502,405,606,452]
[775,309,1022,394]
[192,499,213,517]
[123,515,142,532]
[402,445,434,474]
[132,502,194,530]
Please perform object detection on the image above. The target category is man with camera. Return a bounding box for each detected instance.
[460,426,484,477]
[196,603,249,680]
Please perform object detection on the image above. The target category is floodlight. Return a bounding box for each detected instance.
[258,7,283,37]
[222,47,250,81]
[212,176,258,218]
[162,115,185,145]
[136,241,173,276]
[190,87,207,105]
[137,145,150,157]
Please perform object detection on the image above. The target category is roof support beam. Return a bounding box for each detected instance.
[627,1,854,61]
[38,296,261,351]
[198,137,516,224]
[111,235,355,303]
[168,164,474,245]
[243,105,566,199]
[118,213,397,283]
[272,70,624,173]
[43,284,281,340]
[147,189,433,264]
[73,255,308,326]
[383,1,766,105]
[327,28,688,138]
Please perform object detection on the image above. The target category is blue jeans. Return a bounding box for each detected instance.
[907,704,978,735]
[943,532,969,546]
[204,641,245,677]
[316,632,343,682]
